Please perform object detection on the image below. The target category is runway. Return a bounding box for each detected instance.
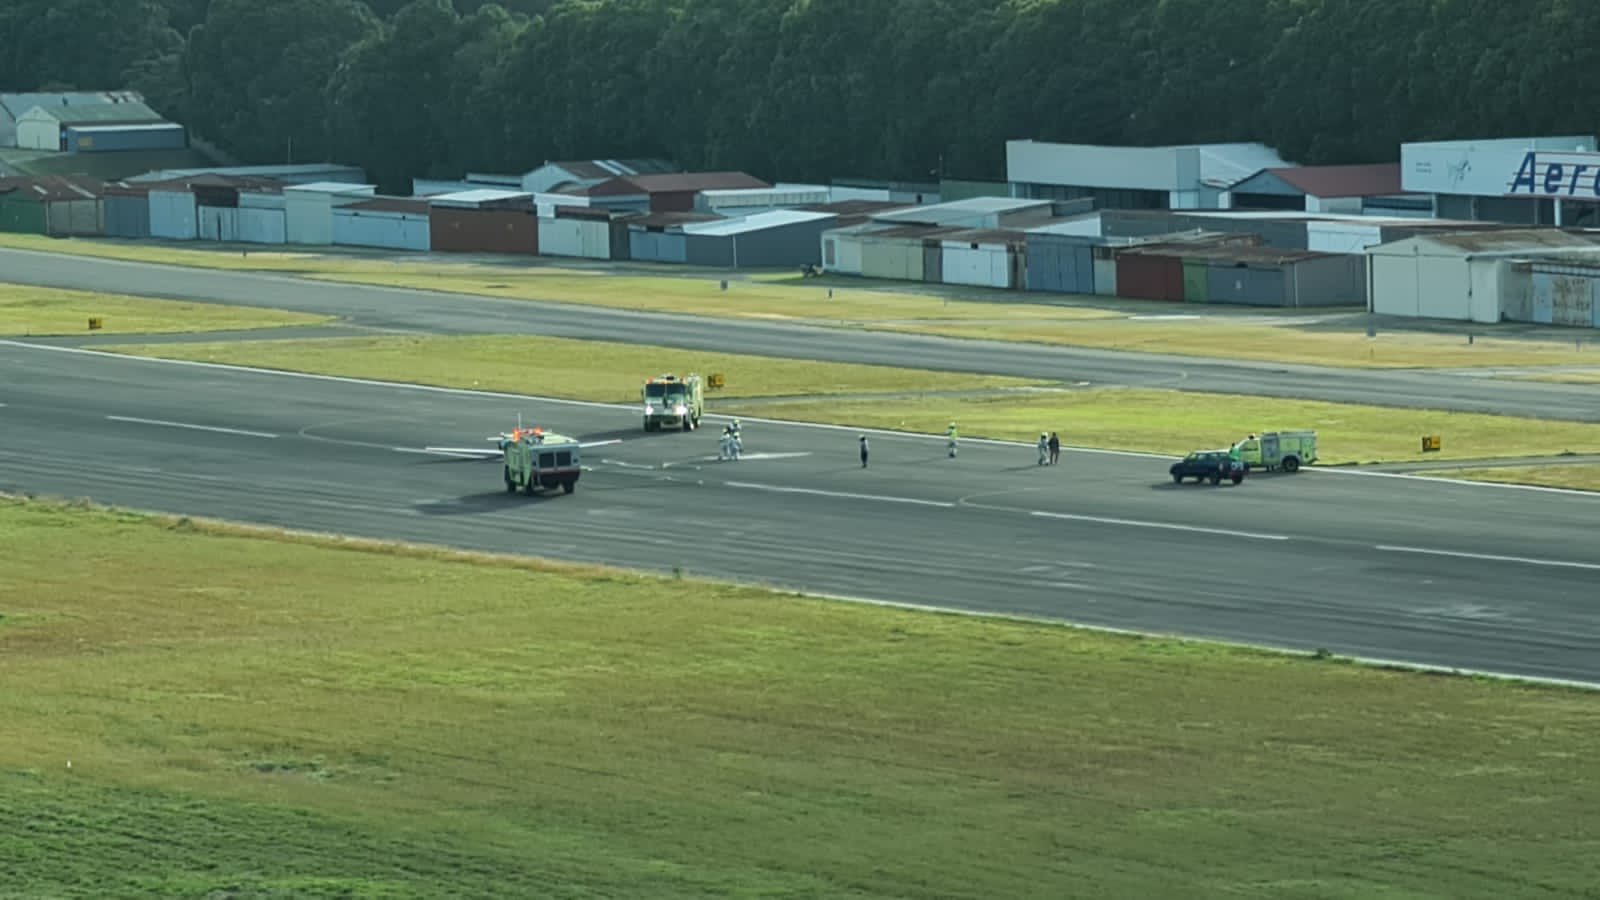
[4,341,1599,684]
[5,246,1600,422]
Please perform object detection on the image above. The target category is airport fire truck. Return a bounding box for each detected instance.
[1231,430,1318,473]
[501,426,582,495]
[642,373,704,431]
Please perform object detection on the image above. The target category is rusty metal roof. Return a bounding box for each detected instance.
[1240,163,1404,198]
[343,197,430,214]
[1417,228,1600,252]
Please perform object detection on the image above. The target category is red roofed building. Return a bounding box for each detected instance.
[1229,164,1424,216]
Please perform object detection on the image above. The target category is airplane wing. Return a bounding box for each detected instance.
[420,446,502,459]
[420,438,623,457]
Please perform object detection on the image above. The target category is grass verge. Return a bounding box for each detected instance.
[3,493,1597,899]
[715,391,1600,465]
[98,335,1600,466]
[98,334,1045,402]
[7,233,1600,369]
[1427,464,1600,492]
[0,281,329,336]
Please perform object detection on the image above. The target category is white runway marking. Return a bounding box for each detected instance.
[602,459,656,470]
[1031,510,1289,541]
[11,340,1600,498]
[1375,545,1600,572]
[726,481,955,508]
[105,415,277,439]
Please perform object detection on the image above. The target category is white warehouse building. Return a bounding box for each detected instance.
[1366,229,1600,325]
[1401,135,1600,227]
[1006,139,1293,210]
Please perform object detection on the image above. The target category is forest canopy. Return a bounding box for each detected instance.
[2,0,1595,193]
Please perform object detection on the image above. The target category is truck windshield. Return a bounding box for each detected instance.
[645,384,667,397]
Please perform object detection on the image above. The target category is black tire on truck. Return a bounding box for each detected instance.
[1283,456,1300,473]
[1210,473,1222,485]
[1172,473,1183,484]
[505,468,516,493]
[562,479,576,494]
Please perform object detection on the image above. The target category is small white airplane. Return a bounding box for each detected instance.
[421,415,623,459]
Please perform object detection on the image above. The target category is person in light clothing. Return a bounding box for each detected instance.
[1037,433,1049,466]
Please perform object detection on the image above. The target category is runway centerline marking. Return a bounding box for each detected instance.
[725,481,956,508]
[1031,510,1290,541]
[1375,545,1600,572]
[12,340,1600,497]
[105,415,278,439]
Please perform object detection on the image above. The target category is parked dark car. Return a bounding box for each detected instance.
[1170,450,1246,485]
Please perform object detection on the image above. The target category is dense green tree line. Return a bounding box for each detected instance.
[2,0,1598,193]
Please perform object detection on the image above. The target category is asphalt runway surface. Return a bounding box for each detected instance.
[5,341,1599,684]
[5,246,1600,421]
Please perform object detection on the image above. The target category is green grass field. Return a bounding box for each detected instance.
[0,281,329,336]
[99,335,1600,466]
[719,391,1600,465]
[7,233,1600,370]
[4,494,1598,898]
[99,334,1043,402]
[1428,463,1600,492]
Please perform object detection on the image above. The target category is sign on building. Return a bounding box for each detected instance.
[1402,137,1600,201]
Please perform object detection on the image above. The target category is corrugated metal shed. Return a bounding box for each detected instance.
[132,164,366,186]
[872,197,1052,229]
[624,212,719,263]
[20,101,162,125]
[538,206,627,260]
[66,123,185,154]
[820,222,885,275]
[15,101,166,151]
[1176,245,1366,307]
[334,196,430,252]
[589,171,770,213]
[520,158,678,194]
[1115,250,1185,301]
[426,188,533,209]
[695,184,831,215]
[1025,226,1111,295]
[0,175,104,235]
[1367,228,1600,322]
[939,228,1026,289]
[856,224,967,282]
[0,91,146,146]
[683,210,839,268]
[101,181,151,238]
[284,182,377,245]
[430,205,538,255]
